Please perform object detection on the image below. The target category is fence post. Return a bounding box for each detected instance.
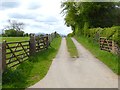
[48,34,50,42]
[54,31,57,38]
[2,40,6,72]
[112,40,115,54]
[52,33,54,40]
[30,34,36,55]
[99,37,102,50]
[45,34,49,49]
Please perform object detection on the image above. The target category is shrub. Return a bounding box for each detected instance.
[86,26,120,47]
[67,33,74,37]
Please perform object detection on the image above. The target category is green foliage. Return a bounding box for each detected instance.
[3,62,33,87]
[4,29,24,37]
[86,26,120,47]
[83,22,89,36]
[5,29,16,37]
[61,2,120,35]
[67,33,74,37]
[2,37,62,88]
[75,25,82,36]
[66,37,79,58]
[2,37,29,42]
[61,2,80,32]
[24,33,29,37]
[55,32,61,38]
[6,20,25,31]
[75,36,120,75]
[62,1,120,75]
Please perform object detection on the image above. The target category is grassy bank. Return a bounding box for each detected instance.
[2,37,61,89]
[75,36,120,75]
[66,37,79,58]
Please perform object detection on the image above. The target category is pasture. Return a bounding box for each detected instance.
[2,37,30,42]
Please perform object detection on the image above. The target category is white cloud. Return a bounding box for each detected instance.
[0,0,72,35]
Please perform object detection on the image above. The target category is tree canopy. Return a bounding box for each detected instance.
[5,20,25,31]
[61,2,120,35]
[3,20,25,37]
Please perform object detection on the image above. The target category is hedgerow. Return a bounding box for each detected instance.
[86,26,120,47]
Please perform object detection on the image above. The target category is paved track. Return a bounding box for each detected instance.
[29,38,118,88]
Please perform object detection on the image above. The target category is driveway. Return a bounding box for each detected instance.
[29,38,118,88]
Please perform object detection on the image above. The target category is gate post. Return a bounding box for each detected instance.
[30,34,36,55]
[46,34,49,49]
[54,31,57,38]
[2,40,6,72]
[48,34,51,43]
[112,40,116,54]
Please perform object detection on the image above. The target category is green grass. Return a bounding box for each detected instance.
[2,37,62,89]
[75,36,120,75]
[2,37,30,42]
[0,37,2,42]
[66,37,79,58]
[1,37,30,68]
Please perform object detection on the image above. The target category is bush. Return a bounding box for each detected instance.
[86,26,120,47]
[5,29,25,37]
[67,33,74,37]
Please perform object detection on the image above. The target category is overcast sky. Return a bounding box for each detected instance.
[0,0,72,35]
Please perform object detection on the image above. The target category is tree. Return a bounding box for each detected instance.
[61,2,120,35]
[61,2,78,30]
[24,33,29,37]
[7,20,25,31]
[5,29,17,37]
[3,20,25,37]
[4,29,24,37]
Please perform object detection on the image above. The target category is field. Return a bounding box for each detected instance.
[2,37,30,42]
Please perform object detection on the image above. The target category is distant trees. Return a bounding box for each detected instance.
[67,33,74,37]
[24,33,29,37]
[2,20,26,37]
[6,20,25,31]
[4,29,24,37]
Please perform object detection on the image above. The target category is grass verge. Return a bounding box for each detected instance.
[2,37,62,89]
[75,36,120,75]
[66,37,79,58]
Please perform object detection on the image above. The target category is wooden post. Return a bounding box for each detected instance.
[100,37,103,50]
[2,40,6,72]
[54,31,57,38]
[41,36,44,49]
[48,34,51,43]
[30,34,36,55]
[52,33,54,40]
[112,40,115,54]
[46,34,49,49]
[0,43,2,72]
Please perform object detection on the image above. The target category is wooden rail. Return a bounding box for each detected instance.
[1,32,57,71]
[100,37,120,54]
[5,40,30,68]
[100,37,112,52]
[35,36,49,52]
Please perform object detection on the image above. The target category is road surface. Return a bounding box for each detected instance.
[29,38,118,88]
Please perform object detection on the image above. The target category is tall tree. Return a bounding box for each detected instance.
[61,2,120,35]
[7,20,25,31]
[3,20,25,36]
